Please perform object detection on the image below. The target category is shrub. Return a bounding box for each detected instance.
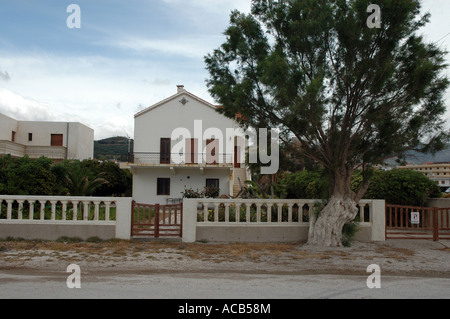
[275,169,329,199]
[353,169,441,206]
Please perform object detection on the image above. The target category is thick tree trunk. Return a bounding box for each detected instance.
[307,195,358,246]
[307,169,359,247]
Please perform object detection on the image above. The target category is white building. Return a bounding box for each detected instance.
[130,85,250,205]
[399,162,450,191]
[0,113,94,161]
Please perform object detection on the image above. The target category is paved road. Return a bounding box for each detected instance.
[0,270,449,299]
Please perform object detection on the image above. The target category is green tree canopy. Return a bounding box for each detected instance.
[205,0,449,246]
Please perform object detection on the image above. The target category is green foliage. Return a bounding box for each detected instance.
[205,0,449,200]
[352,169,442,206]
[275,168,441,206]
[342,220,360,247]
[0,156,132,197]
[182,186,221,199]
[0,155,57,195]
[182,188,204,198]
[275,170,329,199]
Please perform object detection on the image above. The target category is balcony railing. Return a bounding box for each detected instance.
[129,152,235,166]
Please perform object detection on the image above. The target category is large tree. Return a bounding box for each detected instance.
[205,0,449,246]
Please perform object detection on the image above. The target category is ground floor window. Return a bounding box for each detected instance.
[206,178,220,188]
[157,178,170,195]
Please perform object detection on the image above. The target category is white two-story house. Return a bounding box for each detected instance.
[130,85,250,205]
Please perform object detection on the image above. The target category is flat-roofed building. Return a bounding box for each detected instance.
[0,113,94,161]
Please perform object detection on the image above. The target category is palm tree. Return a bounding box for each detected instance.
[65,164,108,220]
[65,165,108,196]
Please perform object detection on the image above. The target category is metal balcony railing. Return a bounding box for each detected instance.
[129,152,234,166]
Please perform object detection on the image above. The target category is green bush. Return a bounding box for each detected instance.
[275,169,329,199]
[275,168,441,206]
[352,169,441,206]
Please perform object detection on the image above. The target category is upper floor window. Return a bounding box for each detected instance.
[28,133,33,142]
[160,138,171,164]
[51,134,63,146]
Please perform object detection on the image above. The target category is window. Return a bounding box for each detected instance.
[51,134,63,146]
[11,131,16,142]
[186,138,198,164]
[206,139,219,165]
[160,138,171,164]
[206,179,220,188]
[157,178,170,196]
[28,133,33,142]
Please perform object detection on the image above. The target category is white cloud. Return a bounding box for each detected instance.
[0,88,57,121]
[101,34,225,59]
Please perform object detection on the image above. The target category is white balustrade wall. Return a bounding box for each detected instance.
[0,195,132,241]
[182,199,386,243]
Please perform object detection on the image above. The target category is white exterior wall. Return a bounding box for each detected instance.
[17,121,94,160]
[132,87,243,204]
[133,167,231,205]
[0,113,18,141]
[0,113,94,160]
[134,90,241,157]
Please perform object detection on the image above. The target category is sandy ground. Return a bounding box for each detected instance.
[0,239,449,278]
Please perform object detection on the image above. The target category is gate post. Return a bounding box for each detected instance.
[155,204,160,238]
[433,208,439,241]
[115,198,133,240]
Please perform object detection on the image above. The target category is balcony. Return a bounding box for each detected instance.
[0,140,67,161]
[128,152,234,168]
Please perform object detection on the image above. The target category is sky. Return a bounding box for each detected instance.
[0,0,449,140]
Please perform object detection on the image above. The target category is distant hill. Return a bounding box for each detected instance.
[385,145,450,166]
[94,137,134,160]
[402,147,450,164]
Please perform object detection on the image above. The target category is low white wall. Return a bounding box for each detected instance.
[0,196,132,241]
[183,199,386,244]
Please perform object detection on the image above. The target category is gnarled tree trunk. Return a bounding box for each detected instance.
[307,168,364,247]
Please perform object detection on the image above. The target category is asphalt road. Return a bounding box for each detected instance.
[1,270,449,299]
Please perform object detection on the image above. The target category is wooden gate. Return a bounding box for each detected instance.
[386,204,450,241]
[131,202,183,238]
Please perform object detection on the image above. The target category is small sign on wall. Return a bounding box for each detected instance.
[411,212,420,225]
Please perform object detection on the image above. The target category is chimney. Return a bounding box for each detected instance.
[177,85,185,93]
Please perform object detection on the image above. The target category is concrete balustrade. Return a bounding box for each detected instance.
[0,195,132,241]
[182,199,386,243]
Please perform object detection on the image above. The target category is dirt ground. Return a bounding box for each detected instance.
[0,239,449,278]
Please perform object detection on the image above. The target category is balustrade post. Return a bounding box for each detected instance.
[267,204,272,223]
[288,204,294,223]
[29,201,35,220]
[203,203,208,223]
[61,201,68,221]
[18,200,24,220]
[6,200,13,220]
[224,203,230,222]
[40,201,45,220]
[50,201,58,221]
[72,201,79,221]
[105,202,111,221]
[93,201,101,221]
[83,201,90,221]
[277,203,283,223]
[214,203,219,222]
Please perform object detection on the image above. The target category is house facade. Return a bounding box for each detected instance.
[130,85,250,205]
[0,113,94,161]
